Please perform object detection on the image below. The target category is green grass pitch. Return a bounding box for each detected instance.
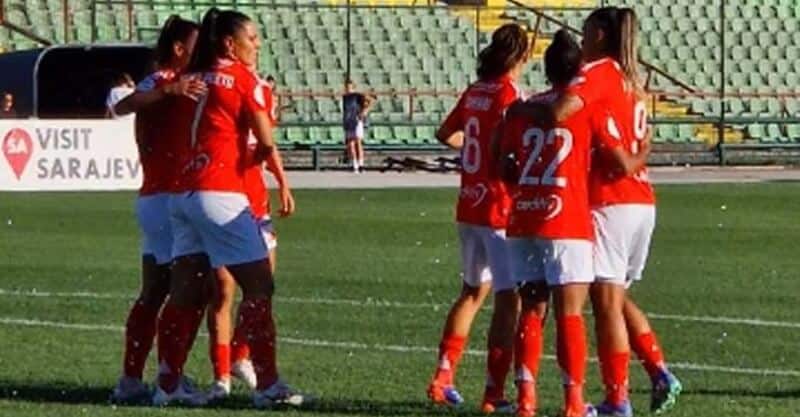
[0,183,799,416]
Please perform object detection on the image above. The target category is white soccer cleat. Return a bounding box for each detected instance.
[232,359,258,390]
[253,379,310,409]
[110,376,150,404]
[206,378,231,402]
[152,376,208,407]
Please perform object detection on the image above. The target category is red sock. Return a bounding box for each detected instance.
[515,311,543,383]
[231,332,251,364]
[514,311,543,410]
[433,333,467,386]
[485,346,513,399]
[156,303,205,392]
[630,332,666,379]
[236,298,278,390]
[556,315,587,413]
[123,300,159,379]
[599,348,630,406]
[210,344,231,381]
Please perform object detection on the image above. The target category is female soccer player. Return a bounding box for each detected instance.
[583,8,681,415]
[428,23,528,413]
[154,8,304,408]
[207,72,294,400]
[109,15,201,403]
[498,29,649,417]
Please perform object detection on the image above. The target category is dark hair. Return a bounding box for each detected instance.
[154,15,199,67]
[544,30,582,87]
[113,72,134,86]
[189,8,251,72]
[476,23,529,81]
[585,6,640,89]
[266,75,275,83]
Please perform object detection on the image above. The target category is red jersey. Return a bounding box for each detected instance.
[243,79,276,219]
[134,70,187,195]
[441,75,521,228]
[503,90,621,240]
[589,90,656,206]
[177,59,268,193]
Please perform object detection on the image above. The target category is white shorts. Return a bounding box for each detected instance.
[509,238,594,287]
[592,204,656,287]
[457,223,514,293]
[345,121,364,141]
[169,191,268,268]
[135,193,174,265]
[258,216,278,251]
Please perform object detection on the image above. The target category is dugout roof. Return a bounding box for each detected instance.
[0,44,152,118]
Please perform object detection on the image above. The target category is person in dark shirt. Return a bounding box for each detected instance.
[342,79,374,173]
[0,92,17,119]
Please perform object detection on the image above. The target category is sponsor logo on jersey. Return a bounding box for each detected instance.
[515,194,563,220]
[460,183,488,208]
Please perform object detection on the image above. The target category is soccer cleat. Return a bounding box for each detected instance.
[206,379,231,402]
[596,400,633,417]
[152,376,207,407]
[563,404,598,417]
[481,398,515,414]
[110,376,150,404]
[232,359,258,390]
[427,381,464,407]
[651,371,682,414]
[515,381,536,417]
[253,380,309,409]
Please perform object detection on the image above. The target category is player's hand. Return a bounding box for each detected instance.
[279,187,295,217]
[640,128,653,156]
[165,77,207,100]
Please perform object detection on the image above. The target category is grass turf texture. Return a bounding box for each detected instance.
[0,184,799,417]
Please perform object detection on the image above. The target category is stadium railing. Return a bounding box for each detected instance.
[2,0,800,167]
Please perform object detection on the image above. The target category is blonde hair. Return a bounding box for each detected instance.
[618,8,642,93]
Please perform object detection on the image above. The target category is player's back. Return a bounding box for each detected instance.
[504,89,610,240]
[177,58,264,193]
[589,88,655,206]
[442,75,521,228]
[134,69,185,194]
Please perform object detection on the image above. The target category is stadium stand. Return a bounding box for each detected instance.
[1,0,799,145]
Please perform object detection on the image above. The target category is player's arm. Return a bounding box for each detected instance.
[594,112,651,175]
[113,77,206,116]
[437,95,465,150]
[606,130,651,175]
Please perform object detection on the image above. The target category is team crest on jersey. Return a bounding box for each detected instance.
[461,183,488,208]
[515,194,563,220]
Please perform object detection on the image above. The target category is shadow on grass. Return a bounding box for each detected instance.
[631,386,800,400]
[0,379,501,416]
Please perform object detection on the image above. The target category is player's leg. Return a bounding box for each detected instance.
[346,136,359,172]
[113,194,174,403]
[590,206,636,416]
[624,205,681,413]
[508,237,549,417]
[187,191,306,408]
[428,224,492,406]
[482,228,519,413]
[230,218,279,391]
[206,267,237,400]
[547,240,596,417]
[590,283,631,417]
[355,125,365,170]
[152,193,211,406]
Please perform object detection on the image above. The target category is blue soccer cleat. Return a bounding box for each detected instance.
[596,399,633,417]
[651,371,682,414]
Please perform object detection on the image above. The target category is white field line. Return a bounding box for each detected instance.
[1,288,800,330]
[0,316,798,378]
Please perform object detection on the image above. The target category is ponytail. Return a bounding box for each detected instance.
[618,8,642,92]
[153,14,199,68]
[585,6,641,92]
[189,7,251,72]
[476,23,529,81]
